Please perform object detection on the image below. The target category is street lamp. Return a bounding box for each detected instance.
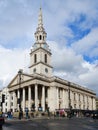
[18,69,22,111]
[18,69,23,120]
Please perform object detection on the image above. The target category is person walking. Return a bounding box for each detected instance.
[25,108,29,119]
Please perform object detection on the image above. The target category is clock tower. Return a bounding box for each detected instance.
[29,8,53,77]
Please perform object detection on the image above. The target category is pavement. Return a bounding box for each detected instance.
[5,116,70,122]
[5,116,90,122]
[3,117,98,130]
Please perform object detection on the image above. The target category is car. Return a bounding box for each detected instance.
[0,113,5,128]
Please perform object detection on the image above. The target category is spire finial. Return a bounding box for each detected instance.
[34,7,47,43]
[38,7,43,27]
[40,0,42,9]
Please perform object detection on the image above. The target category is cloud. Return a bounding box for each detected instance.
[71,28,98,59]
[49,41,85,74]
[0,0,37,44]
[48,41,98,93]
[0,0,98,95]
[0,45,29,87]
[79,64,98,93]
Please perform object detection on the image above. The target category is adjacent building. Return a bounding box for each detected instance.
[96,97,98,110]
[7,8,96,113]
[0,87,10,112]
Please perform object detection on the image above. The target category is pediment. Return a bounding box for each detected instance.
[8,73,33,88]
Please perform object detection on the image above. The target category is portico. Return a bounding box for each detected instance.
[9,80,50,112]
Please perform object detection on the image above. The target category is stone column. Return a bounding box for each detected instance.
[18,89,20,99]
[13,92,16,112]
[70,91,73,109]
[62,89,66,108]
[93,98,96,110]
[42,86,45,111]
[48,87,57,111]
[90,97,92,110]
[17,89,20,111]
[8,93,11,111]
[86,96,88,109]
[56,87,59,109]
[17,89,20,110]
[35,84,38,111]
[65,90,69,109]
[81,95,83,109]
[76,93,78,109]
[84,95,87,110]
[23,88,25,112]
[28,86,31,111]
[47,87,50,108]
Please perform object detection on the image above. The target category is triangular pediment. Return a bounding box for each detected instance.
[8,73,33,88]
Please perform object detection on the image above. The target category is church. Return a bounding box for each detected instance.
[7,8,96,114]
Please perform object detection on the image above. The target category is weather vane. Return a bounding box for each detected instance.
[40,0,42,8]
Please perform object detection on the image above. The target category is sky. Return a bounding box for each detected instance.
[0,0,98,95]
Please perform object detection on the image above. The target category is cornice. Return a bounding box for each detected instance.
[30,46,51,55]
[29,61,53,68]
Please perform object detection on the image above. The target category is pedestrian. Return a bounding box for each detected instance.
[47,107,50,119]
[7,111,11,119]
[25,108,29,119]
[19,111,21,120]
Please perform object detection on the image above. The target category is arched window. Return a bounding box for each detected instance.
[45,54,47,63]
[40,35,42,40]
[34,54,37,63]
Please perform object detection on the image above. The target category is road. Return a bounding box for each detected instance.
[1,117,98,130]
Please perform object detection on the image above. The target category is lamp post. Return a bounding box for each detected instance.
[18,69,22,111]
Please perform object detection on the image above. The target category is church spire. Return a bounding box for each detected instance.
[38,7,43,28]
[29,7,52,77]
[34,8,47,43]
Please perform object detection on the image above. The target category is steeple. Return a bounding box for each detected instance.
[34,7,47,43]
[38,7,43,28]
[29,7,53,77]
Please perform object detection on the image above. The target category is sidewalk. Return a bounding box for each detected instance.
[6,114,90,122]
[5,116,69,122]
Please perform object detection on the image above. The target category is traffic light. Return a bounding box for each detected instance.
[2,94,5,103]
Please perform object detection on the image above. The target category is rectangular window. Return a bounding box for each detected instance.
[74,93,76,100]
[11,102,13,106]
[79,94,80,101]
[34,54,37,63]
[45,54,47,63]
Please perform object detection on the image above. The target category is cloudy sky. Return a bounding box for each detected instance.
[0,0,98,95]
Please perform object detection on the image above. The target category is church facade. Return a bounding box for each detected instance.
[7,8,96,113]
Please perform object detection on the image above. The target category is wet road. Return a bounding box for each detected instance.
[1,117,98,130]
